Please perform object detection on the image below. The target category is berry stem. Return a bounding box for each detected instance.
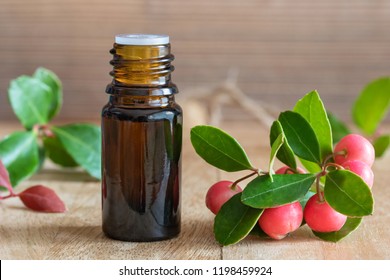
[231,170,259,190]
[315,174,325,202]
[322,153,335,165]
[324,162,345,171]
[333,149,347,160]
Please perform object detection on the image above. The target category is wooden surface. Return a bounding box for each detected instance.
[1,0,390,123]
[0,121,389,260]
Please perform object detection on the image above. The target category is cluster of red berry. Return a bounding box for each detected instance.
[205,134,374,240]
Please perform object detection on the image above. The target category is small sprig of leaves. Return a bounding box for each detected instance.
[0,68,101,188]
[191,90,376,245]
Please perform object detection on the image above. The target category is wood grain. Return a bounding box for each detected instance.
[0,0,390,123]
[218,123,390,260]
[0,121,389,260]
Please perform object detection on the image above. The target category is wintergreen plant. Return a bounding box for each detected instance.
[0,67,101,187]
[190,84,389,244]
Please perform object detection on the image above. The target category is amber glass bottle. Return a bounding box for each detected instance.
[101,34,182,241]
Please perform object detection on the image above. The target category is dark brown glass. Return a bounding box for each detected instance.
[101,39,182,241]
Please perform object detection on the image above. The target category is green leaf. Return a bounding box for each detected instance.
[270,121,296,169]
[249,224,268,238]
[269,133,284,175]
[299,158,322,174]
[8,76,54,129]
[353,77,390,135]
[0,131,40,186]
[294,90,333,160]
[299,190,316,226]
[327,111,351,144]
[52,124,101,179]
[373,134,390,158]
[299,190,316,210]
[214,193,263,246]
[324,170,374,217]
[33,67,62,120]
[43,136,79,167]
[313,217,363,242]
[278,111,321,164]
[190,125,253,172]
[241,174,316,209]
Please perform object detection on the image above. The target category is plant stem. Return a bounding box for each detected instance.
[0,192,18,200]
[231,170,259,190]
[315,174,325,202]
[333,150,347,159]
[32,124,40,136]
[324,162,345,171]
[322,153,335,165]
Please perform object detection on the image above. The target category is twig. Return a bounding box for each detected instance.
[180,70,281,128]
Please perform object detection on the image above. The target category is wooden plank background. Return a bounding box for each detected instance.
[0,0,390,123]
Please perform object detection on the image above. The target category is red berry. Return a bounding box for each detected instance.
[341,160,374,188]
[258,201,303,240]
[205,180,242,215]
[275,166,306,174]
[334,134,375,167]
[304,193,347,232]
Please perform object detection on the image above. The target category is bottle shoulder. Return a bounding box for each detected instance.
[102,101,182,122]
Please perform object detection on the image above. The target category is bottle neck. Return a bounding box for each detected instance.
[109,95,175,108]
[106,43,178,96]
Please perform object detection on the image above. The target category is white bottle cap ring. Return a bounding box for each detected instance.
[115,34,170,45]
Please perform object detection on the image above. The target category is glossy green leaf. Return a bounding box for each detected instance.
[8,76,54,129]
[299,158,322,174]
[278,111,321,164]
[324,170,374,217]
[43,136,79,167]
[327,111,351,144]
[299,190,316,210]
[33,67,62,120]
[241,174,316,208]
[269,133,284,175]
[190,125,253,172]
[0,131,40,186]
[353,77,390,135]
[373,134,390,158]
[52,124,101,179]
[313,217,362,242]
[249,224,268,238]
[299,190,316,226]
[294,90,333,160]
[214,193,263,246]
[270,121,296,169]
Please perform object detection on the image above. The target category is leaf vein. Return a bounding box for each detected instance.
[242,176,314,201]
[222,208,250,244]
[26,99,46,123]
[193,131,251,169]
[54,128,98,154]
[282,116,320,163]
[327,175,370,213]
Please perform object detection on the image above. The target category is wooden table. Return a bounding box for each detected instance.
[1,121,389,260]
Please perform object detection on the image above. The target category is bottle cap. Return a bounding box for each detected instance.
[115,34,169,45]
